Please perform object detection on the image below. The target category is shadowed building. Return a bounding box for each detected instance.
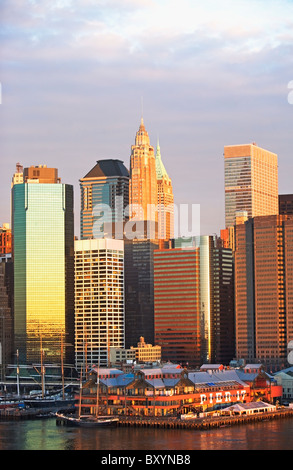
[279,194,293,215]
[80,159,129,240]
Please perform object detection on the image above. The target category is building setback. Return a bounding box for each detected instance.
[12,165,74,365]
[74,238,124,371]
[235,215,293,372]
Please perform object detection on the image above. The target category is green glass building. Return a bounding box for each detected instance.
[12,166,74,365]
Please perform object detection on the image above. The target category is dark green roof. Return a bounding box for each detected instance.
[83,160,129,179]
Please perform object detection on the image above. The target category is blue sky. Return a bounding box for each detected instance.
[1,0,293,237]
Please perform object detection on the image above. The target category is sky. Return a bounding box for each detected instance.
[1,0,293,238]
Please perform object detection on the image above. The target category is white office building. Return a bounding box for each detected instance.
[74,238,124,371]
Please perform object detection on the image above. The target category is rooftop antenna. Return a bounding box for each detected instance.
[141,96,144,124]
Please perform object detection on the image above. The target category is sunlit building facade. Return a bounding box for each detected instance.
[235,215,293,372]
[129,118,157,223]
[158,236,235,367]
[12,166,74,365]
[74,238,124,371]
[155,141,174,242]
[224,143,278,227]
[154,247,201,367]
[0,224,12,255]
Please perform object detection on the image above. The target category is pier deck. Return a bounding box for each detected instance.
[115,409,293,430]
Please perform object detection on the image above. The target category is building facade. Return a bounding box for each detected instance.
[155,141,174,243]
[0,258,13,378]
[74,238,124,371]
[155,237,235,367]
[0,224,12,255]
[279,194,293,215]
[224,143,278,227]
[110,337,161,366]
[235,215,293,371]
[129,118,157,223]
[154,247,201,367]
[80,159,129,240]
[12,165,74,365]
[78,364,281,417]
[124,238,159,348]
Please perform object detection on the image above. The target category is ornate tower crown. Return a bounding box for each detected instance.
[135,118,150,146]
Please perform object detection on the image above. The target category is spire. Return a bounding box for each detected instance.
[135,116,150,146]
[155,139,168,180]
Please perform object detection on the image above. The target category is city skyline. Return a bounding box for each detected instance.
[1,1,293,238]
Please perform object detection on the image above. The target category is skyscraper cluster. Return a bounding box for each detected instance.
[0,118,291,378]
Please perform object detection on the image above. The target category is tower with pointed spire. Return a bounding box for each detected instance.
[155,140,174,242]
[129,118,157,224]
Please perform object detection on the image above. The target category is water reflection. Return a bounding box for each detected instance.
[0,419,293,451]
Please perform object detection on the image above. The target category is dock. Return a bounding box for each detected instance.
[115,409,293,430]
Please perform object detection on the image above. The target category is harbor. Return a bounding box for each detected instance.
[55,406,293,430]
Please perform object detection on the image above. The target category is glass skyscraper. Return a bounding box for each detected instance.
[12,166,74,365]
[80,159,129,240]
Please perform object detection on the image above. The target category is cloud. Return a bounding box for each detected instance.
[1,0,293,236]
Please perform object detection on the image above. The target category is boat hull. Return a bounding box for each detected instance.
[56,413,119,427]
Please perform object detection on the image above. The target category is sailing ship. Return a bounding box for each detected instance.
[56,361,119,427]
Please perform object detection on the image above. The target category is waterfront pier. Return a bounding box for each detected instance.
[115,409,293,430]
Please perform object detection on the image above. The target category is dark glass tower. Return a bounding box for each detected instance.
[80,159,129,239]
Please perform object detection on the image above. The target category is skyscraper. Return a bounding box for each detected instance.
[80,159,129,240]
[224,143,278,227]
[124,119,160,348]
[155,141,174,242]
[235,215,293,371]
[0,258,13,378]
[74,238,124,370]
[129,118,157,223]
[124,238,159,348]
[167,236,235,366]
[12,165,74,365]
[154,247,201,367]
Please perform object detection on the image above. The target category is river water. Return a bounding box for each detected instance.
[0,416,292,452]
